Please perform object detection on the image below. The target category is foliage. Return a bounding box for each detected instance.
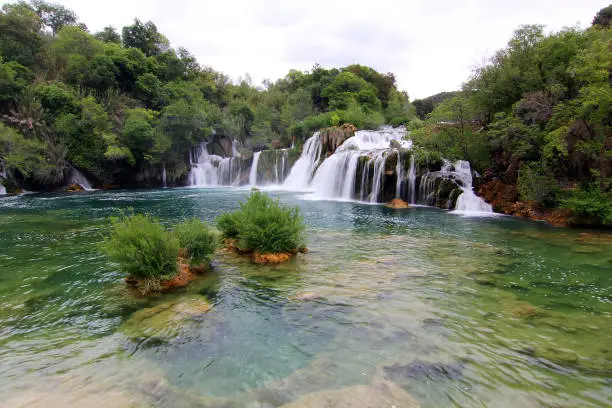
[100,213,179,287]
[562,187,612,225]
[217,192,305,253]
[412,6,612,225]
[517,161,560,206]
[172,218,219,265]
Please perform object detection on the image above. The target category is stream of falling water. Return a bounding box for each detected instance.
[187,128,492,213]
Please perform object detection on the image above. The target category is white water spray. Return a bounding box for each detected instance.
[283,133,323,190]
[189,143,221,186]
[68,168,94,190]
[395,151,403,198]
[249,151,261,186]
[408,155,416,204]
[451,161,493,214]
[161,166,167,187]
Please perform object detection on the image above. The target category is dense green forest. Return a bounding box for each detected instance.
[0,1,610,225]
[412,6,612,225]
[0,0,413,190]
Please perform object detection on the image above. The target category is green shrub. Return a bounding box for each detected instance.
[517,162,560,206]
[101,213,179,290]
[562,187,612,225]
[217,192,305,253]
[173,218,219,265]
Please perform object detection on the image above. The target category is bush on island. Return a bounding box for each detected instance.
[101,213,179,293]
[102,214,218,293]
[217,192,306,262]
[172,218,219,266]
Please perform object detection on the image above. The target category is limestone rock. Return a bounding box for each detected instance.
[390,139,402,149]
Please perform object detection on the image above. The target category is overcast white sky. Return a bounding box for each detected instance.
[4,0,608,99]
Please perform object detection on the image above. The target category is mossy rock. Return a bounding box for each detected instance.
[120,295,211,341]
[512,302,545,318]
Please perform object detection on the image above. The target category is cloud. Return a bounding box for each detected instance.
[15,0,607,99]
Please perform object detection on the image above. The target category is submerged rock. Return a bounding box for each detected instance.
[294,291,321,301]
[512,302,545,319]
[385,198,410,209]
[383,359,464,381]
[120,295,211,341]
[279,381,420,408]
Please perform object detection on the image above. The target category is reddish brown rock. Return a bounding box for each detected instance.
[253,252,293,264]
[65,183,84,192]
[385,198,410,209]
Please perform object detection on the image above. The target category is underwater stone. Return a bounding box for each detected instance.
[120,295,211,341]
[383,360,464,381]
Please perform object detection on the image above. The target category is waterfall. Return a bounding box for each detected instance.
[451,161,493,214]
[408,155,416,204]
[249,151,261,186]
[161,166,167,187]
[68,168,94,190]
[369,151,388,203]
[283,127,410,202]
[189,142,222,186]
[283,132,323,189]
[0,165,6,195]
[395,151,403,198]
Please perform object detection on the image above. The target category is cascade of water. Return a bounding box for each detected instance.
[274,153,279,184]
[189,143,223,186]
[369,151,388,203]
[283,133,322,189]
[284,127,410,202]
[161,166,167,187]
[68,168,94,190]
[310,151,361,200]
[408,155,416,203]
[217,157,233,185]
[280,150,286,182]
[360,158,370,201]
[0,165,6,195]
[395,151,403,198]
[231,139,241,157]
[249,151,261,186]
[452,160,493,213]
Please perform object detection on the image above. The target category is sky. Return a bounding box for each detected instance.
[3,0,608,99]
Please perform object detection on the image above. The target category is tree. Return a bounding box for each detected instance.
[95,26,121,44]
[592,5,612,28]
[122,19,168,57]
[0,2,44,67]
[30,0,78,36]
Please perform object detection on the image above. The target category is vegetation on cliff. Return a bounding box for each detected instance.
[411,7,612,225]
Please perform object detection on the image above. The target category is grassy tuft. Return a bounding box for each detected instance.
[101,213,179,291]
[173,218,219,265]
[217,192,305,254]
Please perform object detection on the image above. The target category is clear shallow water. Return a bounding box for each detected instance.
[0,188,611,407]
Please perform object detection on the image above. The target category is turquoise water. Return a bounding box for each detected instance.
[0,188,611,407]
